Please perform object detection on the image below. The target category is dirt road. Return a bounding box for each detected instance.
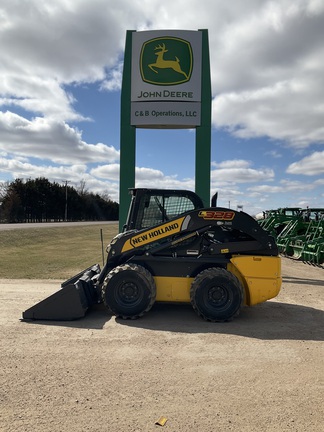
[0,258,323,432]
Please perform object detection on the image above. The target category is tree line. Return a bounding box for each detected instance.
[0,178,119,223]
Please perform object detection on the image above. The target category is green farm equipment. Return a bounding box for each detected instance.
[302,239,324,265]
[258,208,301,239]
[259,207,324,266]
[276,218,308,255]
[300,210,324,265]
[285,209,324,263]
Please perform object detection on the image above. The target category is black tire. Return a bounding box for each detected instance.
[102,264,156,319]
[190,267,243,322]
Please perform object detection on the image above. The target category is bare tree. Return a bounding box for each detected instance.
[76,179,88,197]
[0,181,10,201]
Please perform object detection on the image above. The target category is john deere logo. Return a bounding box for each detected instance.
[140,37,193,85]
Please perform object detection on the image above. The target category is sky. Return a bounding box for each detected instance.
[1,0,324,216]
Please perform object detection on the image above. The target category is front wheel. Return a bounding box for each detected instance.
[190,267,243,322]
[102,264,156,319]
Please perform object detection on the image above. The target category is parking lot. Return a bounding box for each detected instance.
[0,257,323,432]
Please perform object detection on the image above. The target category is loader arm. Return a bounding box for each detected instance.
[106,207,278,269]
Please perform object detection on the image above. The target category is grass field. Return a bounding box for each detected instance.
[0,223,118,279]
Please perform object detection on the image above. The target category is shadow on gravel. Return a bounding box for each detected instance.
[116,301,324,341]
[21,300,324,340]
[282,276,324,286]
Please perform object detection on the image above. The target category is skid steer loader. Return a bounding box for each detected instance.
[22,188,281,322]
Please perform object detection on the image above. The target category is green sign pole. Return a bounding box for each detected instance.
[119,30,136,232]
[195,29,212,207]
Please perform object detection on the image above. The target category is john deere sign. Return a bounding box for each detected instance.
[119,29,211,231]
[131,30,202,128]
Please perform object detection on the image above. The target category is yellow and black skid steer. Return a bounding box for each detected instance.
[22,188,281,322]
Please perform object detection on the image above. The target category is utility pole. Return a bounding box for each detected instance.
[63,180,70,221]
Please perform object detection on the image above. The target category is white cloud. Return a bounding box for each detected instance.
[0,77,83,121]
[248,179,315,194]
[211,159,274,183]
[100,62,124,91]
[212,159,251,169]
[0,112,119,164]
[212,1,324,148]
[91,164,194,190]
[280,179,315,192]
[0,157,85,178]
[286,151,324,175]
[0,0,137,84]
[91,164,119,181]
[0,156,121,201]
[0,0,149,122]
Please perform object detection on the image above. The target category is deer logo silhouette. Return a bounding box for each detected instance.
[148,43,188,79]
[140,37,192,85]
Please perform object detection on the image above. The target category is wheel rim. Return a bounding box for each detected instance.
[115,280,143,308]
[204,282,232,312]
[208,285,229,306]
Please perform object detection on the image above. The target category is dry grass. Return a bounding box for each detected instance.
[0,223,118,279]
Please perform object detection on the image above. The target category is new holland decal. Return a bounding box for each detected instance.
[122,217,186,252]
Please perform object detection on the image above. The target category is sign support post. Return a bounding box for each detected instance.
[196,29,211,207]
[119,30,136,231]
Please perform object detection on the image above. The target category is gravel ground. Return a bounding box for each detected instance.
[0,257,323,432]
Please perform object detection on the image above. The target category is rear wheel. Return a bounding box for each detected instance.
[102,264,156,319]
[190,267,243,322]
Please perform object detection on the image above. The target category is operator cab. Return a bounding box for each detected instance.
[124,188,204,231]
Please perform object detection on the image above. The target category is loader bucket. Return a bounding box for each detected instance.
[22,264,101,321]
